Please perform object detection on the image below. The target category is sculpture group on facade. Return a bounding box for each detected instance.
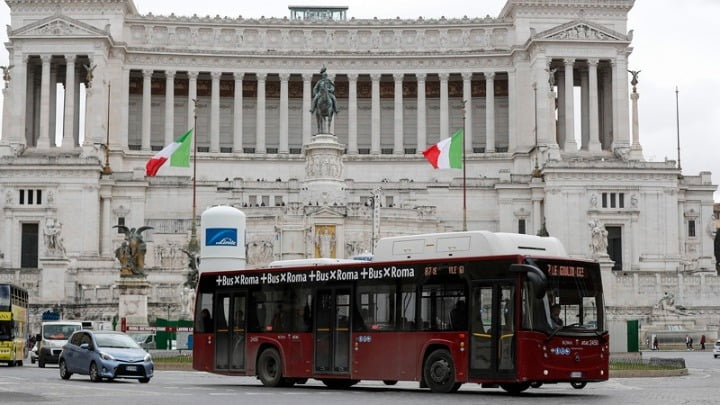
[44,217,66,256]
[113,225,153,277]
[316,228,336,258]
[309,66,339,134]
[1,65,13,88]
[588,219,608,256]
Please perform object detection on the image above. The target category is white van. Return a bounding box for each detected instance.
[36,321,83,368]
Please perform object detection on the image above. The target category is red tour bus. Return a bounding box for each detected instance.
[192,231,608,394]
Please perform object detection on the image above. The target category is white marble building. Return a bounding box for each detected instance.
[0,0,718,338]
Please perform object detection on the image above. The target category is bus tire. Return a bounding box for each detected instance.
[500,382,531,395]
[257,348,284,387]
[423,349,457,393]
[321,379,359,389]
[383,380,398,386]
[570,381,587,389]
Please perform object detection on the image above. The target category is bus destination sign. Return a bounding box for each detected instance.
[547,264,586,278]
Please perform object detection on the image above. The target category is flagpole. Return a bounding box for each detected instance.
[675,86,682,173]
[102,82,112,176]
[462,100,467,232]
[188,98,199,252]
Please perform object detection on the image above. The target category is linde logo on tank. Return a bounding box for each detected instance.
[206,228,237,246]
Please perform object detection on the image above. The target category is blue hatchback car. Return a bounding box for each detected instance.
[59,330,153,383]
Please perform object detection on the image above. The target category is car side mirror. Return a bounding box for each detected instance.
[35,334,41,341]
[80,343,89,350]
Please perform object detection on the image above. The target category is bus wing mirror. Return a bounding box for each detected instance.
[510,264,547,299]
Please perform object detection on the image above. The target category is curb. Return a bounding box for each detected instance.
[610,368,688,378]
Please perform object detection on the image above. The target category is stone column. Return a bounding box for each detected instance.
[416,73,427,152]
[484,71,496,153]
[370,73,381,154]
[563,58,578,151]
[187,71,198,133]
[210,71,221,153]
[393,73,404,154]
[347,73,358,154]
[120,68,129,149]
[557,70,566,147]
[629,85,643,160]
[5,55,27,147]
[141,69,152,151]
[279,72,290,154]
[327,73,336,135]
[49,62,58,147]
[439,72,449,139]
[100,184,112,256]
[507,69,516,153]
[580,67,590,149]
[462,72,473,154]
[233,72,244,153]
[302,73,312,144]
[37,55,52,148]
[612,53,631,150]
[601,69,613,150]
[255,72,267,153]
[62,55,76,149]
[587,59,602,152]
[164,70,175,145]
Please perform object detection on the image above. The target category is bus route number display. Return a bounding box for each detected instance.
[547,264,586,278]
[424,265,465,277]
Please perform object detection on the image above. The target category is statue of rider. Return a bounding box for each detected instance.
[310,66,338,116]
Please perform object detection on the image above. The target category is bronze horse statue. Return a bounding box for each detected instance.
[310,66,338,134]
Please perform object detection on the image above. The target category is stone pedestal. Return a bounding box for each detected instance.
[39,257,70,302]
[117,277,151,327]
[301,133,346,206]
[597,255,616,305]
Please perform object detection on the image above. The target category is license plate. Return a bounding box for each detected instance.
[126,365,137,371]
[570,371,582,378]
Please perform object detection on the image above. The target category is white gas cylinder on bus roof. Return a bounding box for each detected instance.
[199,205,246,273]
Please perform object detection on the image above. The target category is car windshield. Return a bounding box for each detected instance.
[43,324,81,340]
[94,333,141,349]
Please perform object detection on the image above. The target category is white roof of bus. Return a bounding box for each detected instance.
[373,231,568,261]
[268,258,367,268]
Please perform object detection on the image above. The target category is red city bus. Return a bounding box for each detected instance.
[193,231,608,394]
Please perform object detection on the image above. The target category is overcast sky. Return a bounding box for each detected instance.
[1,0,718,199]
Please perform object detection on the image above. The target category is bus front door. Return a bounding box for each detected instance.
[314,287,351,375]
[214,291,246,371]
[469,282,516,379]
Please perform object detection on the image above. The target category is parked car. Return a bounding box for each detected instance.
[30,343,38,364]
[58,330,153,383]
[713,340,720,358]
[130,333,157,350]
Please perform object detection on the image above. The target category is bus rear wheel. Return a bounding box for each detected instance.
[423,349,457,393]
[257,348,284,387]
[500,382,531,395]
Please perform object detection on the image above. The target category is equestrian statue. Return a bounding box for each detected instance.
[309,65,339,134]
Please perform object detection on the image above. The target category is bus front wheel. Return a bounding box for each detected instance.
[500,382,531,395]
[423,349,457,393]
[257,348,284,387]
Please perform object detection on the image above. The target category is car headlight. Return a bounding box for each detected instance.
[144,353,152,362]
[100,352,116,361]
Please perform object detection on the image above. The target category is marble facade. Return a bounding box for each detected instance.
[0,0,717,338]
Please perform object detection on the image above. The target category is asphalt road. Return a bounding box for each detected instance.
[1,351,718,405]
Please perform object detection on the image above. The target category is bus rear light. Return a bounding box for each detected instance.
[543,370,548,375]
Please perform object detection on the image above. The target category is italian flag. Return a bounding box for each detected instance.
[422,129,464,169]
[145,129,193,177]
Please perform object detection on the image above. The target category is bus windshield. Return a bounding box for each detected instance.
[523,259,604,334]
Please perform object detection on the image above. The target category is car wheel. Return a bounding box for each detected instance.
[31,357,35,364]
[89,362,101,382]
[17,360,23,367]
[423,349,457,393]
[139,378,150,383]
[38,356,45,368]
[257,348,284,387]
[59,360,72,380]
